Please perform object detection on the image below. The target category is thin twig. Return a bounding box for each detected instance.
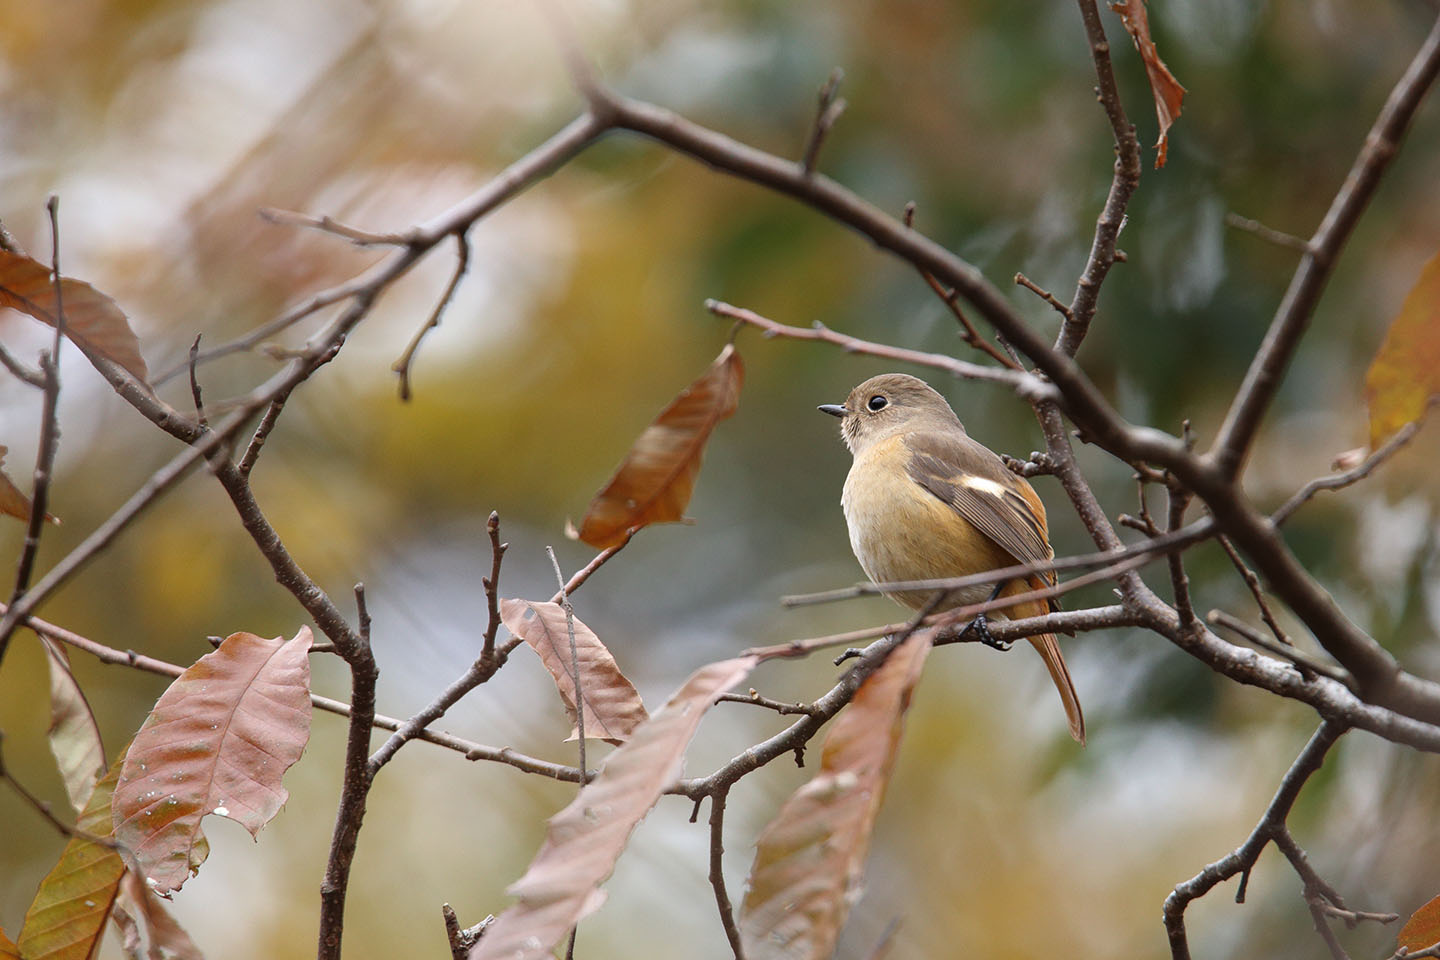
[800,68,847,174]
[237,389,295,479]
[0,343,46,387]
[259,207,417,247]
[1206,610,1350,686]
[1167,485,1197,631]
[550,529,636,602]
[1271,418,1427,525]
[1216,534,1291,646]
[0,732,116,847]
[1015,272,1074,322]
[480,511,508,661]
[188,335,208,427]
[716,690,821,717]
[392,232,471,401]
[922,272,1024,369]
[1224,212,1312,254]
[707,788,746,960]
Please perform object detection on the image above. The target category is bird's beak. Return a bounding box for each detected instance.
[817,404,847,418]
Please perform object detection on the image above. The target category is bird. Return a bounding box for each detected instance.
[819,372,1084,744]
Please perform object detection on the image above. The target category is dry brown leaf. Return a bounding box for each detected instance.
[118,871,206,960]
[0,445,57,525]
[1365,249,1440,449]
[740,631,933,960]
[113,628,313,894]
[0,248,149,384]
[18,759,126,960]
[570,343,744,548]
[1110,0,1186,169]
[499,598,648,744]
[1399,893,1440,954]
[43,638,107,814]
[470,656,758,960]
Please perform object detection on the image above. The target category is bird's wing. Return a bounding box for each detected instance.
[903,431,1055,586]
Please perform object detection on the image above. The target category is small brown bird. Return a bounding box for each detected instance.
[820,373,1084,744]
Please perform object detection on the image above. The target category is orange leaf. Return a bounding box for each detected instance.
[1400,894,1440,953]
[740,631,933,959]
[17,759,126,960]
[570,343,744,549]
[1365,250,1440,449]
[0,249,149,384]
[0,446,56,526]
[499,599,648,744]
[43,638,107,814]
[0,926,19,959]
[471,656,758,960]
[113,628,313,894]
[1110,0,1186,169]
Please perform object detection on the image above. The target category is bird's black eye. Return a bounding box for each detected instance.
[867,394,888,412]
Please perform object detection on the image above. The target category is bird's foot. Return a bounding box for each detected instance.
[960,612,1012,652]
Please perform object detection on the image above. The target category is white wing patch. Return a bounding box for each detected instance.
[960,475,1009,498]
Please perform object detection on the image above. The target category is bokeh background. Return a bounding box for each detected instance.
[2,1,1440,957]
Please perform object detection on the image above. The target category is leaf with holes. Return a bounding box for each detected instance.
[1366,249,1440,449]
[113,628,313,894]
[500,598,648,744]
[43,638,107,814]
[0,248,149,384]
[740,631,933,960]
[17,758,125,960]
[1110,0,1186,168]
[471,656,757,960]
[570,343,743,549]
[1400,893,1440,954]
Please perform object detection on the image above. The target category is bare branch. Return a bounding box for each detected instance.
[800,68,847,174]
[1211,15,1440,477]
[259,207,417,247]
[1271,417,1426,525]
[480,511,508,662]
[1224,212,1312,254]
[1206,610,1350,686]
[1216,534,1291,647]
[393,231,471,401]
[707,789,746,960]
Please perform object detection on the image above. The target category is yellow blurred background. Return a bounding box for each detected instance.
[2,1,1440,957]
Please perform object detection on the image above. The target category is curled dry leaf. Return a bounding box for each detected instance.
[499,598,648,744]
[113,628,313,895]
[43,638,108,814]
[470,656,758,960]
[1400,893,1440,954]
[1110,0,1186,169]
[1365,249,1440,449]
[118,871,206,960]
[17,759,126,960]
[0,248,149,384]
[0,446,57,526]
[740,631,933,960]
[570,343,744,549]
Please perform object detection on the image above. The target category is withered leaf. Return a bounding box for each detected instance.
[0,446,57,526]
[43,638,107,814]
[740,631,933,960]
[18,759,126,960]
[500,598,648,744]
[113,628,313,895]
[1110,0,1186,169]
[470,656,758,960]
[118,871,206,960]
[0,248,149,384]
[1365,249,1440,449]
[571,343,744,549]
[1399,894,1440,954]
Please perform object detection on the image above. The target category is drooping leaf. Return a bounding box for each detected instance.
[113,628,313,895]
[471,656,758,960]
[1110,0,1186,168]
[1399,893,1440,953]
[117,871,205,960]
[1365,249,1440,449]
[43,639,107,815]
[499,598,648,744]
[18,759,126,960]
[740,631,933,960]
[0,248,149,384]
[0,446,57,525]
[570,343,744,549]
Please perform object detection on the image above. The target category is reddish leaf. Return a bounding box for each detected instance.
[0,926,19,959]
[570,343,744,548]
[113,628,313,895]
[0,248,149,384]
[0,446,57,526]
[1110,0,1186,168]
[740,631,933,959]
[471,656,758,960]
[117,871,205,960]
[43,638,107,814]
[18,759,126,960]
[1400,894,1440,953]
[499,598,648,744]
[1365,250,1440,449]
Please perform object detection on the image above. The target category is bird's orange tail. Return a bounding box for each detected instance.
[1029,633,1085,745]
